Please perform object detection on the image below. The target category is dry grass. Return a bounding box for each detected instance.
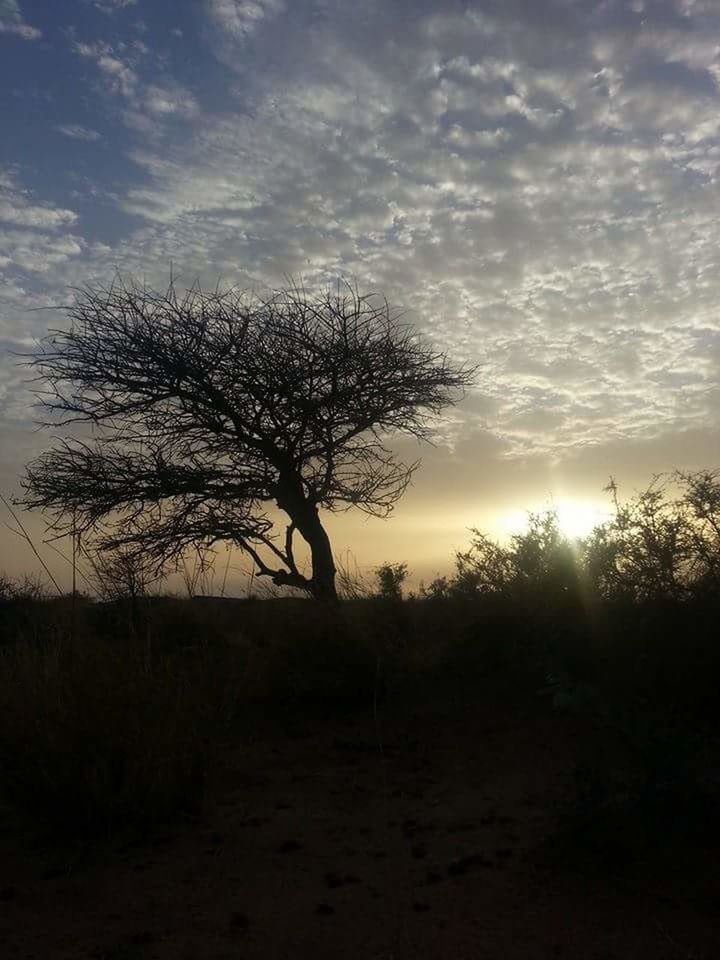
[0,589,718,861]
[0,631,234,841]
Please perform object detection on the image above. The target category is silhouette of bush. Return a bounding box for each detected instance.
[453,510,584,608]
[444,477,720,869]
[374,562,408,601]
[0,574,51,647]
[418,575,451,600]
[450,472,720,606]
[0,635,232,841]
[583,473,720,601]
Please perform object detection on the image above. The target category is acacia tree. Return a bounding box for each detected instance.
[21,277,475,600]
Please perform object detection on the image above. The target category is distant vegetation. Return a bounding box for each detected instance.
[423,469,720,604]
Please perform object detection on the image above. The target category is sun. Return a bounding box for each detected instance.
[499,498,612,541]
[554,499,611,539]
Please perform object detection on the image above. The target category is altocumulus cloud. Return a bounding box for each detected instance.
[54,124,103,142]
[0,0,40,39]
[208,0,287,41]
[73,37,200,132]
[0,170,80,265]
[2,0,720,505]
[91,0,138,13]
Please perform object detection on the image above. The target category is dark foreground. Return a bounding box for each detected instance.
[1,594,720,958]
[2,678,719,959]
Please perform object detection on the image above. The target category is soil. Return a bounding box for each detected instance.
[1,684,718,959]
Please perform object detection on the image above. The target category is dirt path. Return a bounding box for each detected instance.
[1,692,718,959]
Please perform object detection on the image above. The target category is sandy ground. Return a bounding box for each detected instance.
[1,687,719,959]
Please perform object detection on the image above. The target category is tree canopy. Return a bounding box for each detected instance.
[21,277,476,599]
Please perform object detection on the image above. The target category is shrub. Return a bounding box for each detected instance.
[374,562,408,601]
[453,511,583,606]
[0,635,231,841]
[452,471,720,605]
[418,576,450,600]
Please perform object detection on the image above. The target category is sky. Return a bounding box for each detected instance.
[1,0,720,592]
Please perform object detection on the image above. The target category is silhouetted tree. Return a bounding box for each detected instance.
[90,546,165,603]
[20,277,475,600]
[677,469,720,593]
[453,529,514,596]
[374,562,408,601]
[584,473,720,601]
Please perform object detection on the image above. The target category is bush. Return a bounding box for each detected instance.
[451,471,720,605]
[0,574,53,648]
[453,511,584,608]
[0,635,232,841]
[374,562,408,601]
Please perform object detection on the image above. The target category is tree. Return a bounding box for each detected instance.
[20,277,476,600]
[583,473,720,602]
[374,562,408,601]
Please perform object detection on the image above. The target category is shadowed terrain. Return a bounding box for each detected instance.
[0,590,719,959]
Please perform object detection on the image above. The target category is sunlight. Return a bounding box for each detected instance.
[499,499,612,541]
[555,500,612,539]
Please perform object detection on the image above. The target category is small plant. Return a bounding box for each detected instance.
[90,548,166,603]
[0,572,47,603]
[419,576,450,599]
[374,562,408,601]
[335,552,373,600]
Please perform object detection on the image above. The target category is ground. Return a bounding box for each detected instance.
[1,680,718,959]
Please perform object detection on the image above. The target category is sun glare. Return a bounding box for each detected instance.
[499,499,612,541]
[555,500,611,539]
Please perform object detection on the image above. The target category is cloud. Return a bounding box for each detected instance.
[3,0,720,548]
[674,0,718,15]
[72,38,199,132]
[0,174,77,230]
[74,40,139,97]
[208,0,286,41]
[91,0,138,12]
[75,42,138,97]
[143,84,199,117]
[0,170,104,422]
[54,124,103,142]
[108,1,720,466]
[0,0,40,39]
[0,170,83,279]
[0,204,77,229]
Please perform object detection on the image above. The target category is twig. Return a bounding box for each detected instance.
[43,540,95,591]
[0,493,62,595]
[220,544,233,597]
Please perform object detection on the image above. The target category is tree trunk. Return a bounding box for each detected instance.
[276,470,338,600]
[303,510,337,600]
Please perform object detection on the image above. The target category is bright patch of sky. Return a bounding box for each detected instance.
[2,0,720,580]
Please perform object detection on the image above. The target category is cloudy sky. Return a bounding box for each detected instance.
[1,0,720,588]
